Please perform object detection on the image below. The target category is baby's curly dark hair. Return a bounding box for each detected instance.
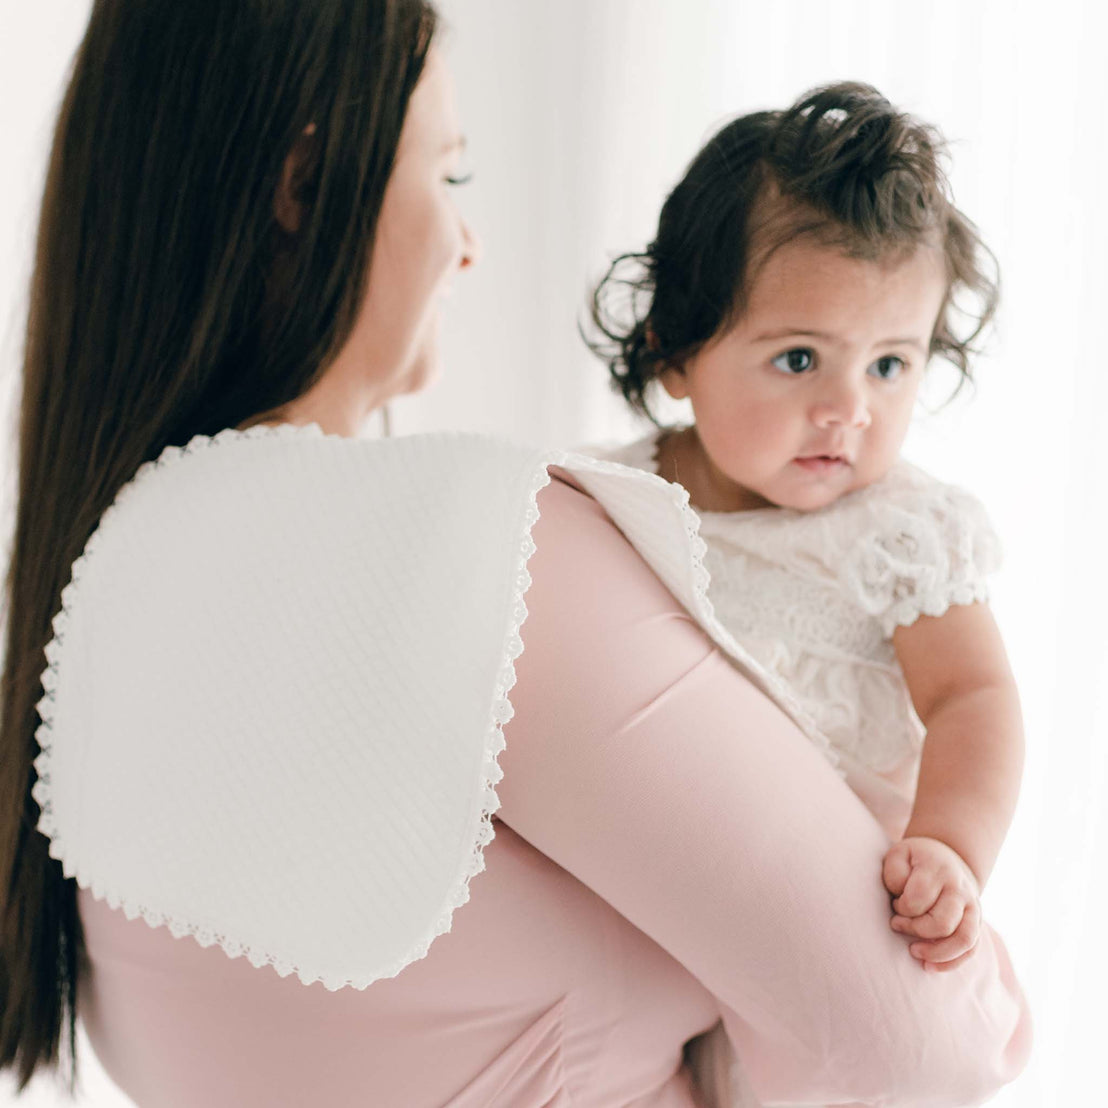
[587,82,998,423]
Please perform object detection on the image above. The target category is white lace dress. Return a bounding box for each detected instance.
[591,429,1002,840]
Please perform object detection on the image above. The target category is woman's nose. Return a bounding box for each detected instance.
[810,379,871,430]
[459,218,481,269]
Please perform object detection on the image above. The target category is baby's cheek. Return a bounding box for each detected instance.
[875,412,912,462]
[856,430,905,489]
[716,417,784,487]
[729,400,789,457]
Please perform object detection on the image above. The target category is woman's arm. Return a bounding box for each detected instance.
[498,477,1030,1107]
[893,602,1025,888]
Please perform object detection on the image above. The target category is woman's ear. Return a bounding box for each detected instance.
[273,123,319,235]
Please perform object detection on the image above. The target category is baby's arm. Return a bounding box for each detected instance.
[888,601,1025,969]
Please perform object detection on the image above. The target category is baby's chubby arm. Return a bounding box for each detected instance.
[889,601,1025,968]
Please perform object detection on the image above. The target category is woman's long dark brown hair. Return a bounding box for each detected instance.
[0,0,436,1087]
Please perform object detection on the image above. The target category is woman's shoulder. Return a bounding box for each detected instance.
[99,424,565,555]
[35,422,748,993]
[88,422,707,613]
[128,423,551,495]
[105,423,691,564]
[37,425,570,992]
[574,427,664,474]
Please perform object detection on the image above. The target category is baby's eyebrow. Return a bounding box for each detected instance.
[754,328,842,344]
[881,338,928,353]
[753,328,926,352]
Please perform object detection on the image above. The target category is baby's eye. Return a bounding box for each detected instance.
[770,348,814,374]
[868,355,906,381]
[445,171,473,187]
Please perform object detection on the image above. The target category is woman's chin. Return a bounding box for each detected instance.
[411,361,440,396]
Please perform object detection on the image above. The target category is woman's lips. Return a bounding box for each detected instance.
[793,455,849,474]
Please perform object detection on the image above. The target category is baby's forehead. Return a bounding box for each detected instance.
[735,235,948,337]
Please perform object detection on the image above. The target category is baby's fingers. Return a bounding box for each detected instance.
[895,888,967,940]
[882,843,912,897]
[922,948,978,973]
[910,902,981,966]
[892,864,942,919]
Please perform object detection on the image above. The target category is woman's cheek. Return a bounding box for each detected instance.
[430,183,466,258]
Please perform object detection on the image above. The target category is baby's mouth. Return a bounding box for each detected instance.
[793,454,850,472]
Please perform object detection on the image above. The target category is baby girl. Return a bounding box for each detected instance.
[588,82,1024,981]
[585,80,1025,1106]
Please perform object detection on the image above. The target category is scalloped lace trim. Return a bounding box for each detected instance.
[886,582,992,635]
[425,453,555,963]
[553,446,716,623]
[31,421,554,990]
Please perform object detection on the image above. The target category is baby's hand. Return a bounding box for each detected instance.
[882,836,981,972]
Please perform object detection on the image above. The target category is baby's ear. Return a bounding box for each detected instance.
[659,364,690,401]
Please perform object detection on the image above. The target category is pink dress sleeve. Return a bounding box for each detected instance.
[498,474,1030,1107]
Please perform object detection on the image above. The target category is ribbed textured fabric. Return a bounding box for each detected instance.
[34,423,805,990]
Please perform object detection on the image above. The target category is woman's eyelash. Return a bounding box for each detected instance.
[445,172,473,187]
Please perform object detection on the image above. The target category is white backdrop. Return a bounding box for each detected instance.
[2,2,1104,1106]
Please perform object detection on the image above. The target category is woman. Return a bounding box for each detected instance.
[1,2,1029,1105]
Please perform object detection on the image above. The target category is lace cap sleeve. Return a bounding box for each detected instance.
[840,464,1002,638]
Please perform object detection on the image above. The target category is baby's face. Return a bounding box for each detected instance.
[661,238,947,512]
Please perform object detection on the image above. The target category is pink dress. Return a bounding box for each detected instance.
[78,475,1030,1107]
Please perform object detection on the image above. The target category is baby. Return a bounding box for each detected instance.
[587,81,1023,988]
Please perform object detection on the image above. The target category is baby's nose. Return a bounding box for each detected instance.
[811,383,871,430]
